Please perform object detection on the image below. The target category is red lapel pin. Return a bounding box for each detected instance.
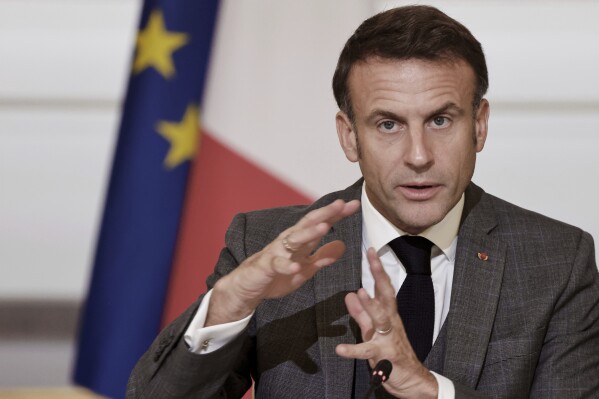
[477,252,489,261]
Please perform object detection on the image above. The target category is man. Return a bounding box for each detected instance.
[127,5,599,398]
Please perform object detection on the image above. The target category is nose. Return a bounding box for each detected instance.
[403,128,433,171]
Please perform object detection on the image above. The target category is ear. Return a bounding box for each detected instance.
[336,111,359,162]
[474,99,490,152]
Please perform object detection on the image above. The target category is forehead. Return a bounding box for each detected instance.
[347,57,477,116]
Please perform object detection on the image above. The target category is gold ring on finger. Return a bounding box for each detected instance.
[375,326,392,335]
[282,235,299,253]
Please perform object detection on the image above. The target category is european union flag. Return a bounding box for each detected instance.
[74,1,220,397]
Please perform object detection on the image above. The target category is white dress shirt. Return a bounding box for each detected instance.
[184,185,465,398]
[360,185,463,398]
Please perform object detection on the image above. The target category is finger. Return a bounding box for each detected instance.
[270,255,302,275]
[271,257,322,287]
[320,199,361,225]
[310,240,346,267]
[271,256,324,280]
[277,200,360,259]
[280,222,331,251]
[336,341,379,361]
[296,199,360,229]
[345,292,373,339]
[295,200,345,229]
[357,287,393,335]
[367,248,397,309]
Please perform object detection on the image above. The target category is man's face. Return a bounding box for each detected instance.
[336,57,489,234]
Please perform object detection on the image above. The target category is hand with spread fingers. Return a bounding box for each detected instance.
[205,199,360,327]
[336,248,438,399]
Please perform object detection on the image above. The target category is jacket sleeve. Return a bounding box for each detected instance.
[528,231,599,397]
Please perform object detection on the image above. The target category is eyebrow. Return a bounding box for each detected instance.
[365,109,404,125]
[366,102,466,125]
[425,102,465,120]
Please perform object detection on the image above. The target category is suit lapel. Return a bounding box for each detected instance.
[314,184,363,399]
[443,184,506,387]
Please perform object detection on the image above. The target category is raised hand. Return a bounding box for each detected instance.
[335,248,438,399]
[206,199,360,326]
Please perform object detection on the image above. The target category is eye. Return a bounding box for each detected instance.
[382,121,395,130]
[378,120,399,133]
[431,116,450,128]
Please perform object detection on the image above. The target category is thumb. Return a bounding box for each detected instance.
[311,240,346,267]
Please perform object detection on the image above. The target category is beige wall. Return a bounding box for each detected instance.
[1,0,598,302]
[0,1,140,301]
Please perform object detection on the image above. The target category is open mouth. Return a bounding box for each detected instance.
[399,184,440,200]
[405,185,434,190]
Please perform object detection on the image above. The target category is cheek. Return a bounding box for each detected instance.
[436,142,477,185]
[359,156,386,184]
[360,143,395,176]
[456,148,477,184]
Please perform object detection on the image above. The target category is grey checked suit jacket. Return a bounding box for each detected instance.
[127,181,599,398]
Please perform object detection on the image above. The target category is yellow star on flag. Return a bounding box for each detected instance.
[156,105,201,169]
[133,9,189,78]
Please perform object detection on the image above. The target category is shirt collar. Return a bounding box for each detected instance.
[361,183,464,261]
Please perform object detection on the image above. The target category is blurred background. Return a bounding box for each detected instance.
[0,0,597,397]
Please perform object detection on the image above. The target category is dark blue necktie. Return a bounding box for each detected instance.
[389,236,434,362]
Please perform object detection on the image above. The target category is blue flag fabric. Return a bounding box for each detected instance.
[74,1,219,397]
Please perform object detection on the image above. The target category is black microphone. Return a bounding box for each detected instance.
[362,359,393,399]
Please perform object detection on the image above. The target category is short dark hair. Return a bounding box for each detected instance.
[332,5,488,122]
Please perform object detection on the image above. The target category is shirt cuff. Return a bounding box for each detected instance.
[430,371,455,399]
[183,289,253,354]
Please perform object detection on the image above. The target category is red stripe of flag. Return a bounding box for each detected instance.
[162,130,311,324]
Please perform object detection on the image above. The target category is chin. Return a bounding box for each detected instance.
[396,207,446,233]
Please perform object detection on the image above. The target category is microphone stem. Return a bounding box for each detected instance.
[362,384,376,399]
